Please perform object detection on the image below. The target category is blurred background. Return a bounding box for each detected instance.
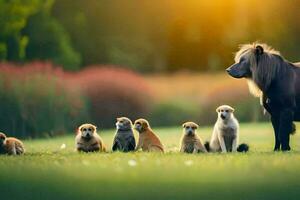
[0,0,299,138]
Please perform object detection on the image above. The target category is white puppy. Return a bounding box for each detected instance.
[209,105,239,153]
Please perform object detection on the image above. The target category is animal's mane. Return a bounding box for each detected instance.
[234,43,281,63]
[234,43,288,97]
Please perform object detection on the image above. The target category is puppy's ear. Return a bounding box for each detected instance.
[255,45,264,55]
[92,125,97,132]
[182,123,186,128]
[142,120,149,128]
[228,106,235,113]
[76,128,80,135]
[216,107,220,113]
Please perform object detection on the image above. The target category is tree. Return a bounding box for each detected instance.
[22,0,81,70]
[0,0,41,61]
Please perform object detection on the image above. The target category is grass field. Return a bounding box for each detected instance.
[2,122,300,200]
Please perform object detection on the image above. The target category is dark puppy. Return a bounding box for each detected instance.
[112,117,136,152]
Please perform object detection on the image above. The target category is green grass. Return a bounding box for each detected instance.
[2,122,300,200]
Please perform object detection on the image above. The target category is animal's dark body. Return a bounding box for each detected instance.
[112,130,136,152]
[112,117,136,152]
[226,43,300,151]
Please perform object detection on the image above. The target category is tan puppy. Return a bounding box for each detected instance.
[180,122,207,153]
[134,119,164,152]
[75,123,106,152]
[0,132,25,155]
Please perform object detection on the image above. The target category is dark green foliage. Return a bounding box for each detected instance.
[0,0,80,70]
[23,12,81,70]
[0,0,41,61]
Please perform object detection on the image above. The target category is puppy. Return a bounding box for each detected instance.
[76,123,106,152]
[180,122,207,153]
[209,105,239,153]
[0,132,25,155]
[208,105,249,153]
[112,117,136,152]
[134,119,164,152]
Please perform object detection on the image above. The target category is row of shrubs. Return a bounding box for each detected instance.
[0,62,268,138]
[0,62,152,138]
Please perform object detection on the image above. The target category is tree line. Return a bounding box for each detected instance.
[1,0,300,72]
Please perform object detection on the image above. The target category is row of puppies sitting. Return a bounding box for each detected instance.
[0,117,162,155]
[76,118,164,153]
[0,105,248,155]
[76,105,249,153]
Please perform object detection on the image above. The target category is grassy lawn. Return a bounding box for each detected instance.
[2,122,300,200]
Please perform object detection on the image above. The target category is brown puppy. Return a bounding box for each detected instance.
[180,122,207,153]
[75,123,106,152]
[0,132,25,155]
[134,119,164,152]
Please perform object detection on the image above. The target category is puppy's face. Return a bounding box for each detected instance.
[78,124,96,140]
[116,117,132,131]
[134,119,149,133]
[182,122,198,136]
[216,105,234,120]
[0,133,6,145]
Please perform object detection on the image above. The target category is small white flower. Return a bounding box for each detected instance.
[184,160,193,166]
[128,159,137,167]
[60,143,66,149]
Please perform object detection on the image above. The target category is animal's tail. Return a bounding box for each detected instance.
[204,141,210,152]
[237,143,249,152]
[290,123,296,135]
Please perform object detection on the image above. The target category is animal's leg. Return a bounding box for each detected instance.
[218,134,227,153]
[89,143,100,152]
[150,145,164,153]
[279,109,294,151]
[194,141,207,153]
[135,138,143,151]
[127,136,136,151]
[231,138,237,152]
[112,140,120,151]
[180,144,185,153]
[10,142,17,155]
[271,115,281,151]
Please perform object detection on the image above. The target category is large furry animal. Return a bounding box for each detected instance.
[226,43,300,151]
[112,117,136,152]
[209,105,248,153]
[0,132,25,155]
[180,122,207,153]
[76,123,106,152]
[134,119,164,152]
